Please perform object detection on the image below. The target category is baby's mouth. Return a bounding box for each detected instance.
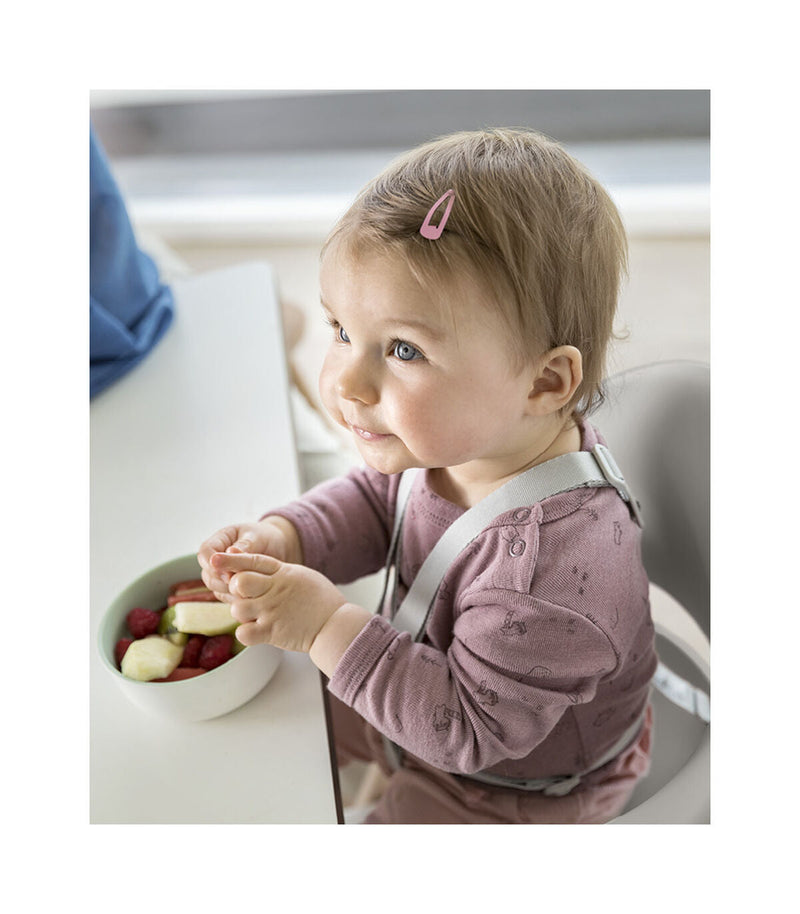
[350,424,392,442]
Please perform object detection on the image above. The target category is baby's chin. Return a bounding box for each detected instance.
[355,441,420,477]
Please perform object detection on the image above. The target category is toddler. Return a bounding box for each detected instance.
[198,129,657,824]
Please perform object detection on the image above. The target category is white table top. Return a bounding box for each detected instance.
[90,262,340,823]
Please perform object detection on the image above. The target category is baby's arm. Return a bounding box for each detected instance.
[327,600,618,776]
[267,466,398,586]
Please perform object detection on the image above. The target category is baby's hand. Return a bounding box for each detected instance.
[197,518,302,596]
[211,551,349,654]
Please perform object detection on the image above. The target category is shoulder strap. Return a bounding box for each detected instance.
[375,468,420,624]
[390,444,642,640]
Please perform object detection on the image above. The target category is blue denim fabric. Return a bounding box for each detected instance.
[90,125,174,398]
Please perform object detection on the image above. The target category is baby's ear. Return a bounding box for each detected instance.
[528,346,583,415]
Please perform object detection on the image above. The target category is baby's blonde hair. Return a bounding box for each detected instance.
[322,128,628,418]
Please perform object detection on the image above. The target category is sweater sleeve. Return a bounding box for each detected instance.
[327,585,619,775]
[264,465,400,585]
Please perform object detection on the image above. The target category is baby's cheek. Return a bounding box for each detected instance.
[402,393,489,463]
[392,398,448,449]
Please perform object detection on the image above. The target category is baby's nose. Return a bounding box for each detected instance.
[336,357,379,405]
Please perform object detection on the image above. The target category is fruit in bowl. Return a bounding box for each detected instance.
[115,578,244,682]
[98,554,282,721]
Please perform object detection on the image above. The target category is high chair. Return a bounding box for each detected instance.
[594,360,711,823]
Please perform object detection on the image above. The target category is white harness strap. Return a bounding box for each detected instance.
[379,444,709,794]
[385,444,642,636]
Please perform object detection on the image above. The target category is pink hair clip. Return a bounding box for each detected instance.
[419,189,455,240]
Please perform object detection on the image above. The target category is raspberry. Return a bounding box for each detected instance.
[198,634,234,670]
[126,607,162,639]
[180,634,205,668]
[114,638,134,668]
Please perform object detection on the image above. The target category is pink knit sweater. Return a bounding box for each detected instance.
[270,422,657,783]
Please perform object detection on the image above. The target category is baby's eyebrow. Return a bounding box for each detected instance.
[385,318,446,343]
[319,297,446,343]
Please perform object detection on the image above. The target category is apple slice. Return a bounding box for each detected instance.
[173,601,238,637]
[120,635,184,682]
[167,587,218,606]
[157,605,189,645]
[167,579,219,606]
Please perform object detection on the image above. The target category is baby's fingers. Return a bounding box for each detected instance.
[211,551,282,577]
[200,563,231,596]
[233,620,265,647]
[224,529,265,555]
[230,570,273,600]
[198,526,239,568]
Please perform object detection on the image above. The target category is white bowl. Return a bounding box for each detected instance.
[98,553,281,721]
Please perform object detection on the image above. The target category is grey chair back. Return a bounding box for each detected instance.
[594,361,710,638]
[594,361,711,823]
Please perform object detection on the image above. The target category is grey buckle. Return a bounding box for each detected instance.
[542,774,582,797]
[592,444,644,527]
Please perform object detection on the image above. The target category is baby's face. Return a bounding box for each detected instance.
[318,249,536,481]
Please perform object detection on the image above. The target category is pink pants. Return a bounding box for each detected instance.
[330,695,653,824]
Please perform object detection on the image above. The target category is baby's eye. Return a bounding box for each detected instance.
[392,340,423,362]
[324,315,350,344]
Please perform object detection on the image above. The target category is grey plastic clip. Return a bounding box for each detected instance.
[592,444,644,527]
[542,774,583,797]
